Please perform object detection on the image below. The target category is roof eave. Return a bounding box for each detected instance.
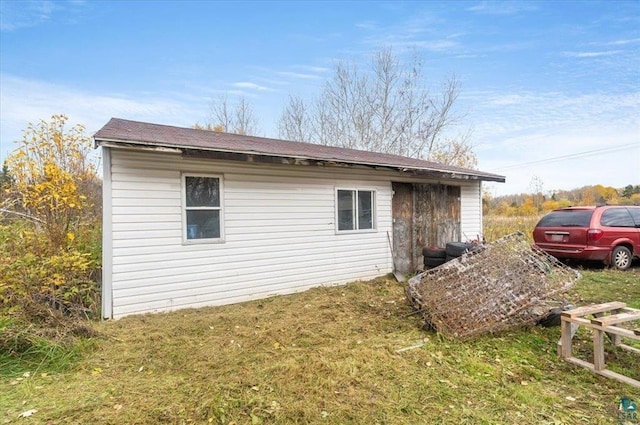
[94,136,506,183]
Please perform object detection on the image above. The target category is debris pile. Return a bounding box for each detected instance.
[406,232,581,339]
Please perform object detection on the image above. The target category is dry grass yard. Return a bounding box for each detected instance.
[2,268,639,424]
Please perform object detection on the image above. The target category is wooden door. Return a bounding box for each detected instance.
[392,182,414,275]
[414,184,461,254]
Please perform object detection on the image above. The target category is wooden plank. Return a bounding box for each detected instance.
[557,322,579,356]
[591,310,640,326]
[562,302,627,318]
[564,356,595,370]
[595,369,640,389]
[592,329,605,371]
[607,333,622,346]
[563,317,639,339]
[560,319,575,358]
[564,357,640,389]
[560,305,640,389]
[618,343,640,354]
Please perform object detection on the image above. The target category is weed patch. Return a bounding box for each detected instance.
[0,299,99,378]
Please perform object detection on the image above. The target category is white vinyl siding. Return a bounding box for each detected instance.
[460,183,482,241]
[103,149,485,318]
[107,149,393,318]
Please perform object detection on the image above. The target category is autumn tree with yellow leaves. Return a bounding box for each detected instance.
[1,115,101,317]
[4,114,99,247]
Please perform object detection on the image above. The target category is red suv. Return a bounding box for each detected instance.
[533,205,640,270]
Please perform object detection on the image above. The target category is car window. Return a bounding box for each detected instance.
[627,208,640,227]
[600,208,635,228]
[536,210,593,227]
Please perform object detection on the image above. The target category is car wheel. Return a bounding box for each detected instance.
[611,246,632,271]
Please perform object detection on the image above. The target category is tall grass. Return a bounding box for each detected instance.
[484,214,543,243]
[0,309,98,378]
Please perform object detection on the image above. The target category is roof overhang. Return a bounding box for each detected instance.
[95,137,506,183]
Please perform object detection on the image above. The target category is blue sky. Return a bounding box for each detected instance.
[1,0,638,196]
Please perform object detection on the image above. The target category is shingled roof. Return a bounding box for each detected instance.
[94,118,505,183]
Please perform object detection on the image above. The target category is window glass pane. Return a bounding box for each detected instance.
[186,177,220,207]
[600,208,634,227]
[186,210,220,239]
[629,208,640,226]
[337,190,355,231]
[536,210,593,227]
[358,190,373,229]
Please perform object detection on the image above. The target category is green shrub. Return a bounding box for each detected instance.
[0,221,100,318]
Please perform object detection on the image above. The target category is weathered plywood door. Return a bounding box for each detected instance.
[392,182,414,275]
[414,184,461,267]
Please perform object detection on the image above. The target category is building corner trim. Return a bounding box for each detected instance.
[101,147,113,319]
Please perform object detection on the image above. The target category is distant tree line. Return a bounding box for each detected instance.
[484,184,640,216]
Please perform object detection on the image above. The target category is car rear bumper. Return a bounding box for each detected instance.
[534,244,610,261]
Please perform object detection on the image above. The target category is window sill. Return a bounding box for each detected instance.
[182,238,225,245]
[335,229,378,235]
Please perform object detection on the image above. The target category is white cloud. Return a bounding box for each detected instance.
[232,82,275,92]
[405,39,459,52]
[293,65,330,73]
[0,0,87,32]
[467,1,538,16]
[0,74,206,161]
[226,89,252,97]
[483,146,640,197]
[601,38,640,46]
[486,93,536,106]
[564,50,623,58]
[468,89,640,195]
[355,20,377,30]
[276,71,321,80]
[0,0,54,31]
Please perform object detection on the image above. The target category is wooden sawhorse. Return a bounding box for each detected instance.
[558,301,640,388]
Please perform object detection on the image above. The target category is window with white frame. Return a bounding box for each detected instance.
[336,189,375,231]
[183,175,223,241]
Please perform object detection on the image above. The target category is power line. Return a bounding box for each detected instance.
[488,142,639,172]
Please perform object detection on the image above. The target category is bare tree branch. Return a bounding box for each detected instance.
[0,207,46,224]
[277,47,476,167]
[204,95,261,135]
[278,95,311,142]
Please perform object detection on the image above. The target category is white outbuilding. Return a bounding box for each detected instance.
[94,118,504,319]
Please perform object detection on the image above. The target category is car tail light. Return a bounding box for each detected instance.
[587,229,604,244]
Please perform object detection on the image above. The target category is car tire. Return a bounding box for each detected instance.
[424,257,446,268]
[611,246,632,271]
[422,246,446,258]
[446,242,476,257]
